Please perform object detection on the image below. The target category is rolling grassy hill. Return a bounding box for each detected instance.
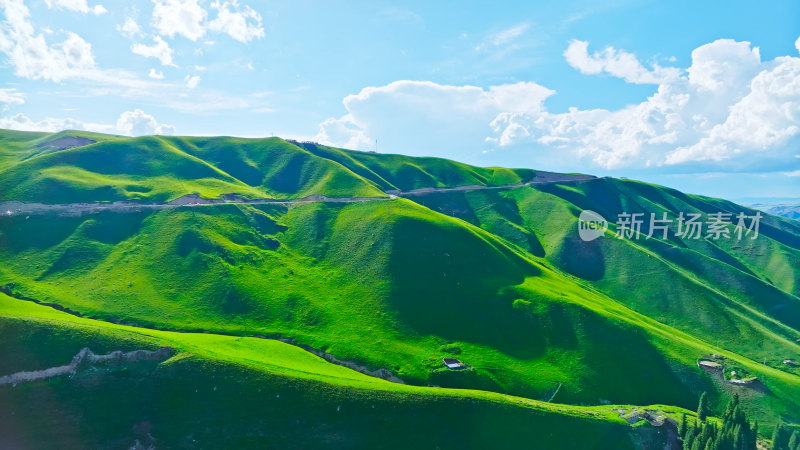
[0,131,537,204]
[1,291,663,449]
[1,129,798,448]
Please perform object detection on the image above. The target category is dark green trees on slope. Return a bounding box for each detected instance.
[774,423,800,450]
[682,393,757,450]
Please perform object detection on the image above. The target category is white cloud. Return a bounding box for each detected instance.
[148,68,164,79]
[564,40,681,84]
[152,0,208,41]
[208,0,265,43]
[491,38,800,171]
[117,17,142,38]
[666,55,800,166]
[0,0,96,82]
[0,109,175,136]
[317,38,800,174]
[44,0,106,15]
[795,35,800,55]
[315,115,374,151]
[0,112,113,133]
[686,39,760,92]
[0,0,156,90]
[116,109,175,136]
[194,64,207,71]
[0,0,264,115]
[131,36,175,66]
[150,0,263,43]
[0,88,24,107]
[315,80,553,158]
[184,74,201,88]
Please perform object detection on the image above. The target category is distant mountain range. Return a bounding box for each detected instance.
[744,200,800,220]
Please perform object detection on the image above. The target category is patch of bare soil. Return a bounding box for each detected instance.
[37,136,96,151]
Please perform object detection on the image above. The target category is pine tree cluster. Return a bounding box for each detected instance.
[680,393,758,450]
[772,421,800,450]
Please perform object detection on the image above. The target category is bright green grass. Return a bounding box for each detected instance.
[1,198,799,428]
[409,182,800,365]
[294,140,536,191]
[0,130,538,203]
[1,128,799,436]
[0,291,669,449]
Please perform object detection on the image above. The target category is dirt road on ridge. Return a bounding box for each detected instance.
[0,172,594,217]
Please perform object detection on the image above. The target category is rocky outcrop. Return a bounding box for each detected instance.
[0,347,175,386]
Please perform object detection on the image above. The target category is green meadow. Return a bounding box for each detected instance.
[0,129,798,448]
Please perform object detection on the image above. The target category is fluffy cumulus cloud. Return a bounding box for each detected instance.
[0,109,175,136]
[491,38,800,171]
[318,37,800,173]
[0,0,180,98]
[666,55,800,167]
[151,0,264,43]
[116,109,176,136]
[315,80,554,158]
[152,0,208,41]
[44,0,106,15]
[0,0,96,82]
[208,0,265,43]
[131,36,175,66]
[564,40,681,84]
[0,111,122,133]
[117,17,142,38]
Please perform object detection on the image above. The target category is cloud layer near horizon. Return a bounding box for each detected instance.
[317,37,800,173]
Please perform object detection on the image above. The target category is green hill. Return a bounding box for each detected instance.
[0,291,660,449]
[0,129,798,448]
[0,132,538,204]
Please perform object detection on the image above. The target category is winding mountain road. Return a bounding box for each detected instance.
[0,172,594,217]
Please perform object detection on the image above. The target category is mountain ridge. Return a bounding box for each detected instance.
[0,129,798,448]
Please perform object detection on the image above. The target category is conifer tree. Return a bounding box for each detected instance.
[698,392,711,422]
[750,421,759,450]
[773,422,784,450]
[685,429,696,450]
[681,413,688,439]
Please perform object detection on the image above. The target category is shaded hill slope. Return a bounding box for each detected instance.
[0,291,672,450]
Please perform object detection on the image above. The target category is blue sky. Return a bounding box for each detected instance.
[1,0,799,200]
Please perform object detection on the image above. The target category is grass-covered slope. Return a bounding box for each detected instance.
[2,197,799,429]
[291,140,536,191]
[0,130,537,204]
[1,128,799,444]
[409,180,800,374]
[0,292,667,449]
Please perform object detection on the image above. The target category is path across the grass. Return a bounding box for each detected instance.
[0,173,594,217]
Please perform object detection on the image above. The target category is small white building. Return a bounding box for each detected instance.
[443,358,466,370]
